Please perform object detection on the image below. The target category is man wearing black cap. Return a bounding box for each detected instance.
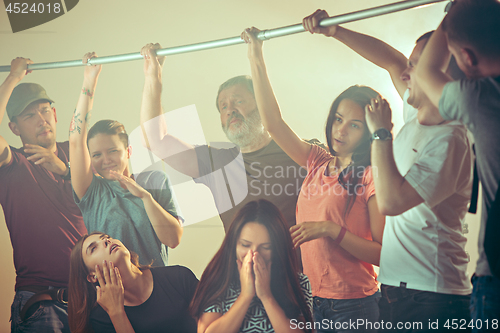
[0,57,86,333]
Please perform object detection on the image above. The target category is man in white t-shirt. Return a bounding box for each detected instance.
[303,10,473,330]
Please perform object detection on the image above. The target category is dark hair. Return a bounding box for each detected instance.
[68,232,149,333]
[87,119,129,149]
[189,200,313,332]
[216,75,255,112]
[325,85,379,219]
[416,31,434,45]
[443,0,500,58]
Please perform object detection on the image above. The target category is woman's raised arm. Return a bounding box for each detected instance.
[69,52,101,200]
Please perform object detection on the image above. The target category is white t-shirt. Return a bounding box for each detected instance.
[378,90,473,295]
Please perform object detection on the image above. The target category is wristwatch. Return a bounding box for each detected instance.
[370,128,392,143]
[62,162,71,180]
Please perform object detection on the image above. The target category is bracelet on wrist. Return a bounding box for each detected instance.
[333,227,346,247]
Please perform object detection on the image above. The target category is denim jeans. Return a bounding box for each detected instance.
[470,275,500,333]
[11,290,70,333]
[312,291,381,332]
[378,285,471,332]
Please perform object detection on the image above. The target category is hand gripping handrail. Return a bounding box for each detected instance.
[0,0,448,72]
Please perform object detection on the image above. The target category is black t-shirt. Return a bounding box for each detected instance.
[90,266,198,333]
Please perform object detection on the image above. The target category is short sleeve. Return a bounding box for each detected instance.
[439,80,476,125]
[404,131,471,208]
[140,171,182,221]
[180,266,199,304]
[204,300,223,313]
[194,145,212,181]
[306,145,332,173]
[158,173,182,221]
[298,273,313,316]
[164,265,199,305]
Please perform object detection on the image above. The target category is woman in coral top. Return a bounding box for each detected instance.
[242,27,386,332]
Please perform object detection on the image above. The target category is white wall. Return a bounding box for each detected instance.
[0,1,480,332]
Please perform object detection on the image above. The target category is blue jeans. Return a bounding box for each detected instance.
[378,285,470,332]
[470,275,500,333]
[11,290,70,333]
[313,291,381,332]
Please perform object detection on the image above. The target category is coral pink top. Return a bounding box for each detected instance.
[296,145,378,299]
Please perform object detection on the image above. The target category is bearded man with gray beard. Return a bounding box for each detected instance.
[140,43,319,232]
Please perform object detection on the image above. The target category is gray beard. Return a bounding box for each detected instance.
[222,109,266,148]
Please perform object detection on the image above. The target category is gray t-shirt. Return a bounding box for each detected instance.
[75,170,180,266]
[440,77,500,276]
[193,140,320,231]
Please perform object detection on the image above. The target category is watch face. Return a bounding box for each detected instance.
[377,129,389,140]
[373,128,392,141]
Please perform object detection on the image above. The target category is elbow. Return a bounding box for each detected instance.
[169,225,183,249]
[163,236,180,249]
[169,239,180,249]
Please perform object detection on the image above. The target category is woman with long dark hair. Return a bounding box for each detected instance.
[241,28,385,332]
[190,200,313,333]
[68,232,198,333]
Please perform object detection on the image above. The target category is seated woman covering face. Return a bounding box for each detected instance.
[69,52,183,266]
[241,27,385,333]
[190,200,314,333]
[68,232,198,333]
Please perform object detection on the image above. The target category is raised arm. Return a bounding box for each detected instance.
[303,9,408,99]
[365,96,424,216]
[69,52,102,200]
[0,58,33,168]
[415,22,452,109]
[242,28,311,167]
[139,44,200,178]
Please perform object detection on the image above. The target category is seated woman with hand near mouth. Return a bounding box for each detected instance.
[68,232,198,333]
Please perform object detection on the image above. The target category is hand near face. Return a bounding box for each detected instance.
[303,9,338,37]
[290,221,330,249]
[82,52,102,84]
[95,261,125,317]
[9,57,33,81]
[365,95,394,134]
[237,249,256,300]
[24,143,68,176]
[108,170,149,198]
[241,27,264,60]
[140,43,165,77]
[253,252,272,301]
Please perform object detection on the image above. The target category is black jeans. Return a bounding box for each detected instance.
[378,284,471,332]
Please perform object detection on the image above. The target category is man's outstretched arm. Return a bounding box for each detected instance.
[303,9,408,99]
[139,43,200,178]
[416,22,452,109]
